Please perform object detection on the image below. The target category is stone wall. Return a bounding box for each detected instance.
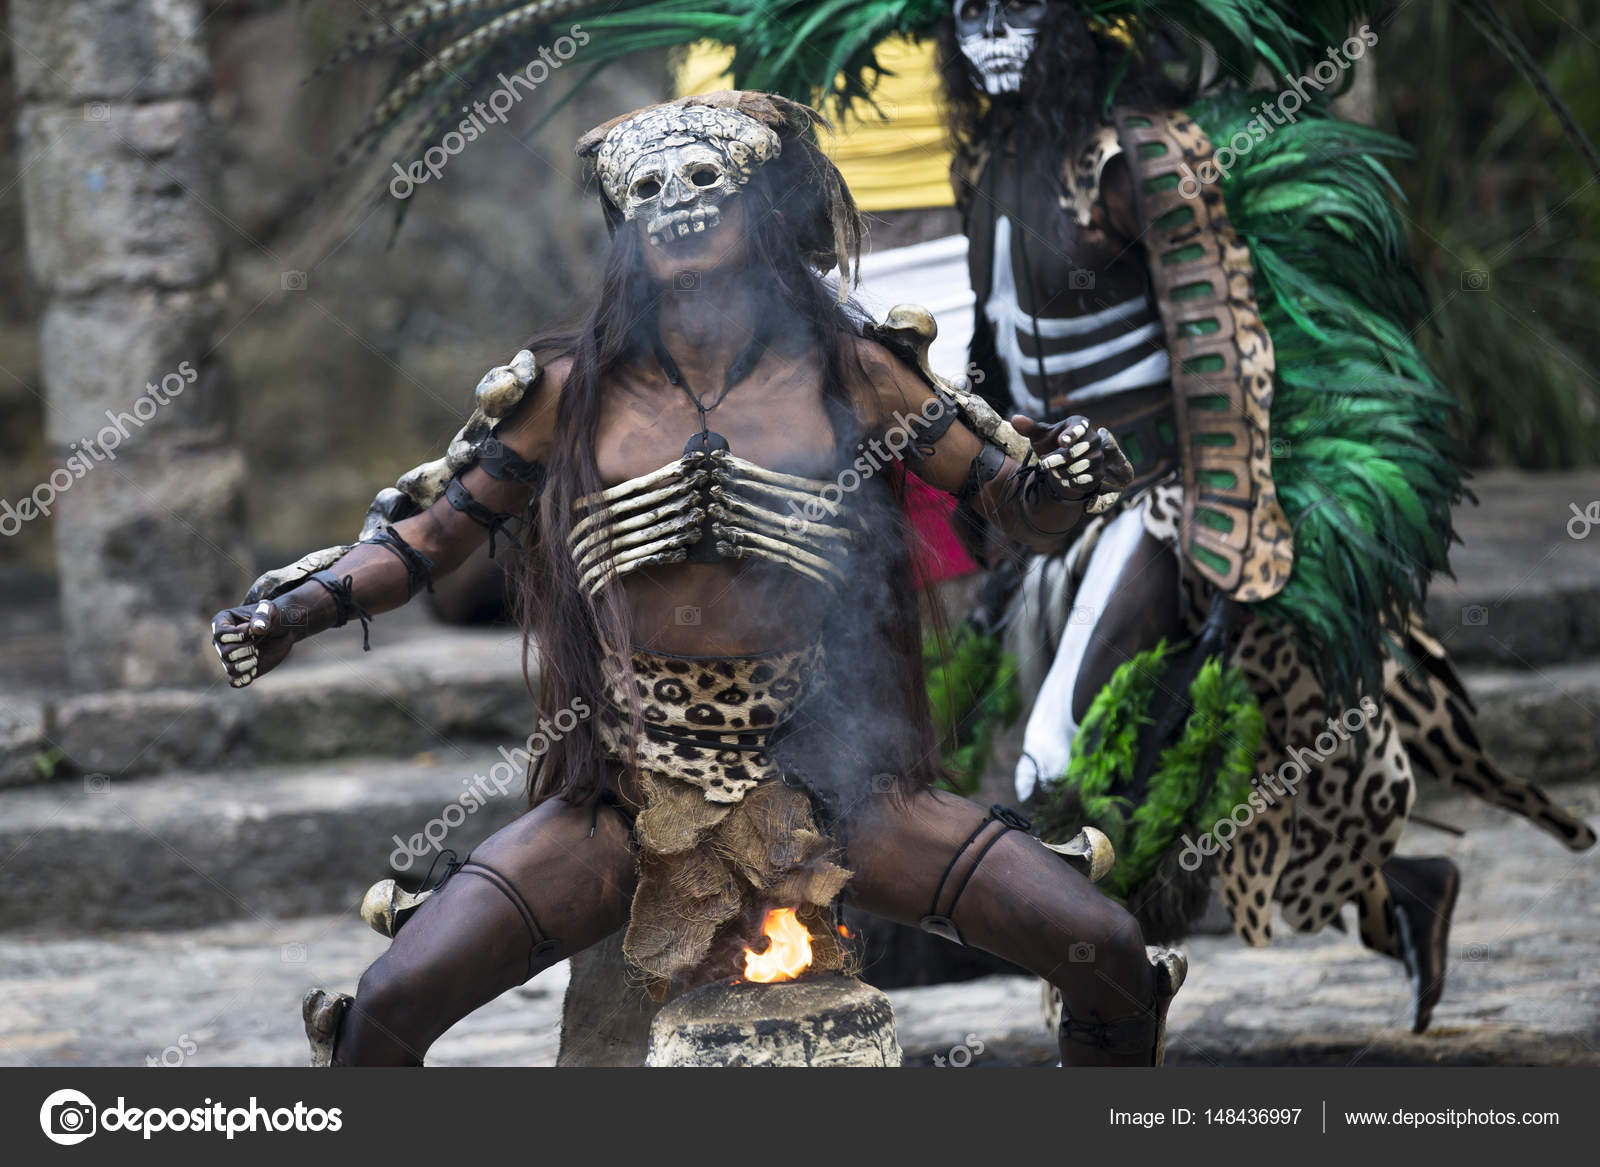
[11,0,251,689]
[0,1,666,582]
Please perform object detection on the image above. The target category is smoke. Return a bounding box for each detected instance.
[512,136,947,815]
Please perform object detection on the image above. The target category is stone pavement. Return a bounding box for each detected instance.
[1,469,1595,1067]
[3,784,1593,1069]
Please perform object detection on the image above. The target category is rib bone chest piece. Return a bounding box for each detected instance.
[596,107,782,247]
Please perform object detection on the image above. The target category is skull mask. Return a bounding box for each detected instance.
[953,0,1049,95]
[594,105,782,248]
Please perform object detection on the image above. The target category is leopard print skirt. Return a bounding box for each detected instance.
[1024,479,1593,957]
[597,641,851,996]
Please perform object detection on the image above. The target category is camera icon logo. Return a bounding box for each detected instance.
[675,606,702,627]
[1068,269,1096,291]
[281,271,308,292]
[673,270,701,292]
[1069,942,1096,963]
[40,1088,97,1146]
[83,102,111,123]
[1460,604,1489,627]
[1460,269,1491,292]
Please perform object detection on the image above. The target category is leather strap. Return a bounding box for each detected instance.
[921,804,1032,946]
[955,444,1008,506]
[363,525,434,598]
[446,476,523,559]
[476,439,546,488]
[457,860,564,976]
[307,570,373,651]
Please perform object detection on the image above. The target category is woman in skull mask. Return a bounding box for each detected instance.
[210,91,1183,1068]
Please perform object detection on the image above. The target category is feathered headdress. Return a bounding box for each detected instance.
[315,1,1597,185]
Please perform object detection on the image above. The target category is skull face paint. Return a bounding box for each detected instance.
[953,0,1048,95]
[595,105,781,248]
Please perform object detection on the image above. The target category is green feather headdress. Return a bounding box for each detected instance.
[318,1,1361,146]
[314,1,1598,189]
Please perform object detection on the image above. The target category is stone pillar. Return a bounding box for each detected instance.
[646,975,903,1067]
[10,0,250,691]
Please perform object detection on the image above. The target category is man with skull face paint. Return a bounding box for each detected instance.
[214,90,1192,1068]
[271,0,1600,1066]
[953,0,1048,96]
[934,1,1598,1038]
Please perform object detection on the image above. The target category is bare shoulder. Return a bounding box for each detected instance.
[492,349,572,462]
[843,331,928,420]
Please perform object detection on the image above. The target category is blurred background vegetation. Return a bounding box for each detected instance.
[0,0,1594,578]
[1384,0,1600,467]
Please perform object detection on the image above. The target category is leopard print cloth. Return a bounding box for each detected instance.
[598,642,850,996]
[1029,479,1593,958]
[1137,481,1594,953]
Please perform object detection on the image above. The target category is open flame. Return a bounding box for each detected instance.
[742,908,814,983]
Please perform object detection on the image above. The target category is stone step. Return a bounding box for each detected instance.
[6,633,1595,803]
[0,747,526,933]
[2,683,1595,942]
[1424,470,1600,671]
[2,609,534,789]
[1459,659,1600,787]
[3,470,1598,788]
[4,776,1595,1067]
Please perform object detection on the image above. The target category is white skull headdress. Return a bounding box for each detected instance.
[591,103,782,248]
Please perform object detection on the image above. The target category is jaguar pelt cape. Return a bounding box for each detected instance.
[981,102,1595,950]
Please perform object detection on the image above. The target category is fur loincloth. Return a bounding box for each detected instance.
[597,642,851,997]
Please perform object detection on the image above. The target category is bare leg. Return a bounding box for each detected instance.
[335,793,636,1066]
[844,787,1163,1066]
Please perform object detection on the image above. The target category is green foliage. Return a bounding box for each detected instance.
[1034,645,1264,901]
[923,623,1022,797]
[1189,92,1461,703]
[1385,1,1600,467]
[31,746,63,781]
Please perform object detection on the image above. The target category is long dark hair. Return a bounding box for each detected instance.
[515,130,943,809]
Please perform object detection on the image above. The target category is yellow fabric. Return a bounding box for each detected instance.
[675,38,954,212]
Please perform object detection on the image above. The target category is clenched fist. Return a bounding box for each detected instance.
[210,600,300,688]
[1011,413,1135,511]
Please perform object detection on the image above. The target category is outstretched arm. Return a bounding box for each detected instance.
[852,338,1131,553]
[210,357,566,686]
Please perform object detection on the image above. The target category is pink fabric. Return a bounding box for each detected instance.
[903,471,977,586]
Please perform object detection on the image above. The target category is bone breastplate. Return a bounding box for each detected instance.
[968,143,1171,420]
[569,432,856,596]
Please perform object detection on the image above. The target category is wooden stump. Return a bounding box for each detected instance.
[646,974,901,1067]
[556,930,663,1067]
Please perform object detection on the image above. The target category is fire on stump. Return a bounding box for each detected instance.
[742,908,813,984]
